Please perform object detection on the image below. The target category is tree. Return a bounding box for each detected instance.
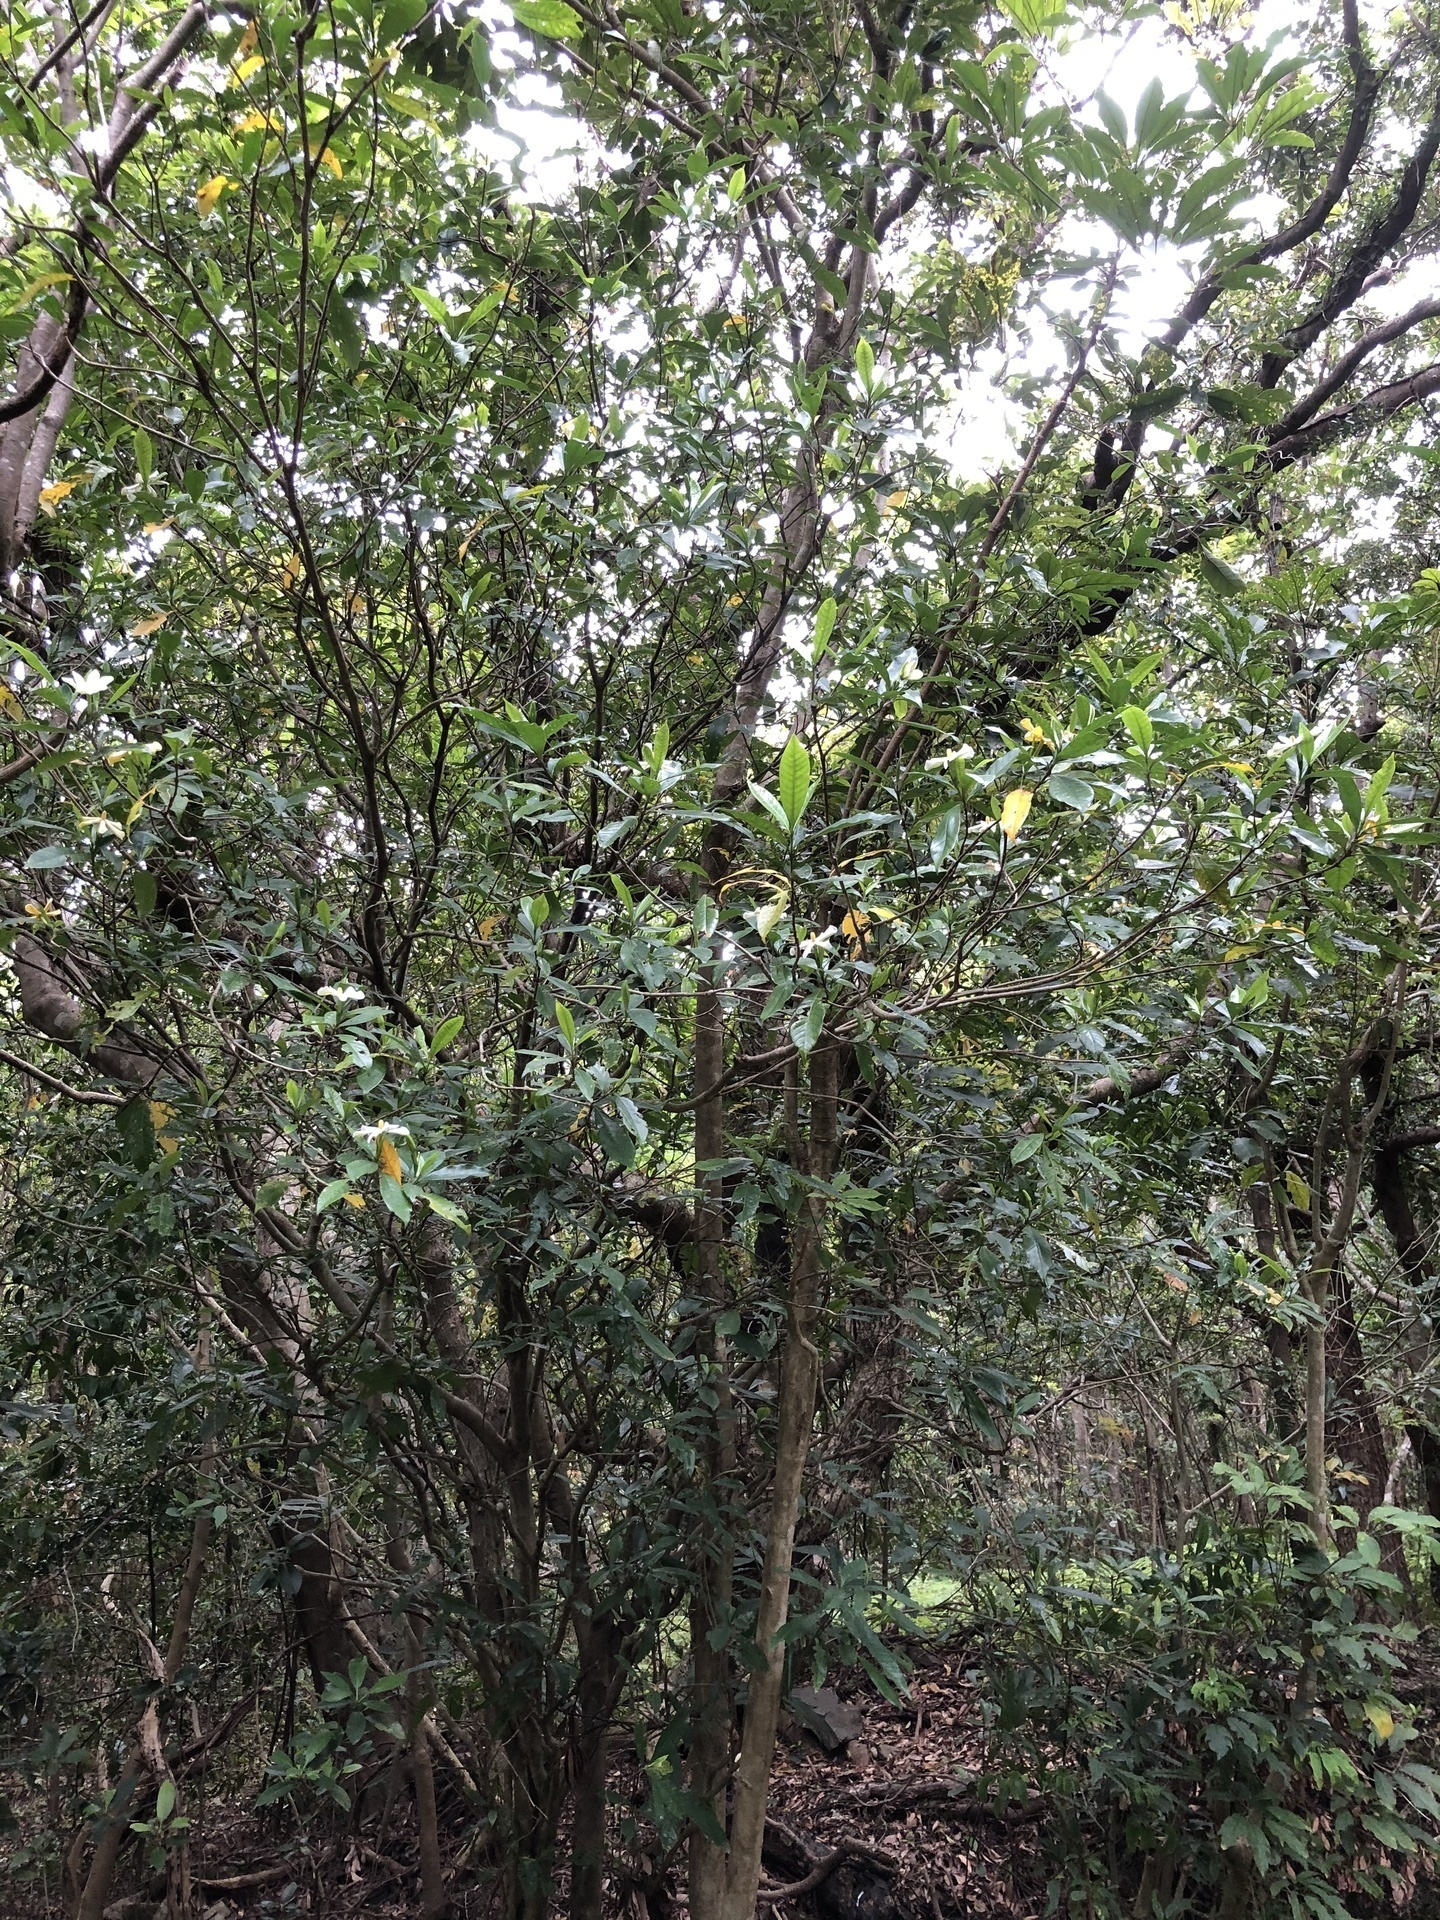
[5,0,1440,1913]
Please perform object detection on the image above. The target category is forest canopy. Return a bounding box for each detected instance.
[4,0,1440,1916]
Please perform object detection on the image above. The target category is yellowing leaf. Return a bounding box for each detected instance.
[0,687,24,718]
[197,175,232,218]
[377,1136,403,1183]
[999,788,1033,842]
[36,480,77,515]
[17,270,72,308]
[230,52,265,83]
[130,612,168,636]
[236,18,259,57]
[1284,1168,1310,1210]
[753,892,788,940]
[1365,1701,1395,1741]
[343,1191,366,1209]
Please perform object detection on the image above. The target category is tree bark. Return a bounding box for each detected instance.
[718,1037,838,1920]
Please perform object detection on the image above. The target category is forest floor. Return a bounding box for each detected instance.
[2,1640,1051,1920]
[15,1632,1440,1920]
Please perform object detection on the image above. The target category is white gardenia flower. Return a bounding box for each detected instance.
[63,670,113,697]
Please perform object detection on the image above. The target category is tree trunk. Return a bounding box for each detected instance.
[75,1499,214,1920]
[688,957,735,1920]
[718,1037,838,1920]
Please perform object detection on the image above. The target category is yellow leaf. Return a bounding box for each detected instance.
[197,175,232,218]
[237,18,259,57]
[1284,1169,1310,1210]
[377,1136,403,1183]
[0,687,24,718]
[17,270,72,308]
[230,52,265,83]
[754,893,788,940]
[143,520,174,534]
[279,552,302,590]
[999,787,1033,842]
[148,1101,174,1131]
[1162,1272,1189,1293]
[1365,1701,1395,1741]
[343,1191,366,1210]
[883,489,909,514]
[311,145,343,179]
[234,109,277,133]
[130,612,168,636]
[36,480,77,515]
[158,1135,178,1154]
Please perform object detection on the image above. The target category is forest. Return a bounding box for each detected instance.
[5,0,1440,1914]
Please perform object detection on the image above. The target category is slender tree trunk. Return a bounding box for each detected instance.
[1304,1296,1331,1550]
[718,1037,837,1920]
[75,1497,215,1920]
[688,951,735,1920]
[568,1620,622,1920]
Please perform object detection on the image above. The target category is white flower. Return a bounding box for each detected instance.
[63,671,113,698]
[316,983,367,1003]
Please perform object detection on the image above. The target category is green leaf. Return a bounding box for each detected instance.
[778,734,812,829]
[378,1173,413,1221]
[812,596,837,662]
[1199,546,1245,597]
[326,292,365,371]
[380,0,430,40]
[155,1779,175,1823]
[430,1013,464,1054]
[133,869,157,917]
[555,1000,577,1050]
[25,843,68,869]
[133,427,153,488]
[424,1192,469,1227]
[316,1178,354,1213]
[116,1097,156,1171]
[509,0,584,38]
[791,995,824,1054]
[1011,1132,1044,1163]
[854,338,875,388]
[1047,772,1094,811]
[1121,706,1153,752]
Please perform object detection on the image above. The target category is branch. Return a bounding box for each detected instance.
[1271,294,1440,436]
[0,1042,124,1106]
[1262,79,1440,385]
